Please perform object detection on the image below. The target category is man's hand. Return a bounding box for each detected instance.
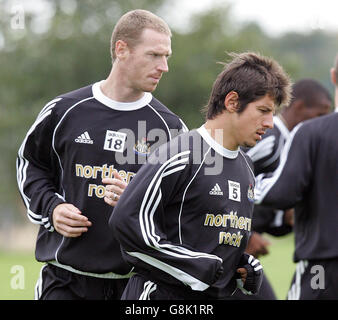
[235,253,263,295]
[236,267,248,284]
[284,208,295,227]
[102,171,128,207]
[52,203,92,238]
[245,232,271,258]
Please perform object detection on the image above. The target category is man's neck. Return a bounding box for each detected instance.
[101,67,144,102]
[204,116,238,151]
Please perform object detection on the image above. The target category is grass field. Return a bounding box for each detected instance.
[259,233,296,299]
[0,233,295,300]
[0,250,43,300]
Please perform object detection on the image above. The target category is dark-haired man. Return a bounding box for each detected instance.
[233,79,332,300]
[110,52,292,300]
[330,54,338,112]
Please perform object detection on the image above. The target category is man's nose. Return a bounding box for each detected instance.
[263,113,274,129]
[157,56,169,73]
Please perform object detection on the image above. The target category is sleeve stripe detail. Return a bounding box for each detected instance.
[179,119,189,133]
[246,135,275,162]
[254,265,263,271]
[162,165,187,177]
[255,122,303,204]
[147,104,172,140]
[140,152,190,247]
[17,96,92,228]
[260,134,284,169]
[38,98,62,118]
[17,108,54,221]
[178,147,211,244]
[127,251,209,291]
[139,281,157,300]
[17,99,61,220]
[136,149,222,282]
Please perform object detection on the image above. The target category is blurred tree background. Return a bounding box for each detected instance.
[0,0,338,233]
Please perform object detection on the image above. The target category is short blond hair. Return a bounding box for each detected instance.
[110,9,172,61]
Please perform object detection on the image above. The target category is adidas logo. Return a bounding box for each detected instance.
[75,131,93,144]
[209,183,223,196]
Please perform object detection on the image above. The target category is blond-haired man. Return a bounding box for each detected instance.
[17,9,187,300]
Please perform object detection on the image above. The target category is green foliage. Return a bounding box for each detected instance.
[1,0,338,221]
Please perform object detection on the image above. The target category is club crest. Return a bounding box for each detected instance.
[247,184,255,202]
[133,137,151,156]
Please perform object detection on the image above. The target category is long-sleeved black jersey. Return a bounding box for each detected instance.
[244,116,292,236]
[255,112,338,262]
[16,81,187,276]
[110,126,256,298]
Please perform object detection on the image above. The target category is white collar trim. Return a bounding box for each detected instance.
[92,81,152,111]
[197,125,239,159]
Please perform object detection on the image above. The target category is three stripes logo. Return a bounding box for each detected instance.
[75,131,93,144]
[209,183,223,196]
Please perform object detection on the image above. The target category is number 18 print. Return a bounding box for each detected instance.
[104,130,126,153]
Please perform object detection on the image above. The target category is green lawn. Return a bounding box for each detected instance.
[0,233,296,300]
[259,233,296,300]
[0,250,43,300]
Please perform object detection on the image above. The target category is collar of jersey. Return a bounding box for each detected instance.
[197,125,239,159]
[92,81,153,111]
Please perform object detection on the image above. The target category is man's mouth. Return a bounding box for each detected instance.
[150,75,161,82]
[256,130,265,140]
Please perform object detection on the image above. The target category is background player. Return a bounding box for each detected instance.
[254,55,338,299]
[330,54,338,112]
[110,52,292,300]
[16,9,187,300]
[232,79,332,300]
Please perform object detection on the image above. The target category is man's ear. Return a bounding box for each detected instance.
[224,91,239,113]
[293,99,306,112]
[115,40,129,60]
[330,68,337,86]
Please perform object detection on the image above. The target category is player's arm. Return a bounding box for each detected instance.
[16,99,90,236]
[255,122,312,208]
[109,141,223,292]
[102,117,188,208]
[251,205,293,237]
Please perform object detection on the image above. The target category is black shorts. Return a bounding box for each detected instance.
[35,263,129,300]
[121,274,210,300]
[287,258,338,300]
